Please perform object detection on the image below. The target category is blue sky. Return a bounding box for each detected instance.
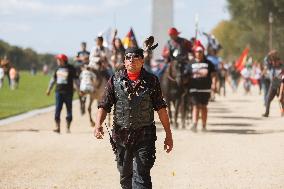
[0,0,230,56]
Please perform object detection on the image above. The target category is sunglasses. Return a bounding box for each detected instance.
[125,54,141,60]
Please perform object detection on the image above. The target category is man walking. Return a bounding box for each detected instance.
[94,46,173,189]
[46,54,78,133]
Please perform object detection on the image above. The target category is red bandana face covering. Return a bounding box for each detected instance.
[127,71,141,81]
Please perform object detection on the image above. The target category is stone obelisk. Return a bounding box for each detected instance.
[152,0,173,58]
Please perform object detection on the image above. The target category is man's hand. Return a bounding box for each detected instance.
[46,90,50,96]
[164,133,173,153]
[279,95,283,103]
[157,108,173,153]
[94,125,104,139]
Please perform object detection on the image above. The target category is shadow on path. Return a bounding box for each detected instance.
[209,123,254,127]
[229,99,252,103]
[211,116,262,120]
[209,109,232,114]
[0,129,39,133]
[206,129,284,135]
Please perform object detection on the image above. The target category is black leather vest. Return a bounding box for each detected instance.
[113,72,154,129]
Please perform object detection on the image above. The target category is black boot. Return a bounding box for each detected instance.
[66,121,71,133]
[80,96,86,115]
[262,113,269,117]
[53,121,60,133]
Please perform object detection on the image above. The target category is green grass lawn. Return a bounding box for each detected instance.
[0,72,56,119]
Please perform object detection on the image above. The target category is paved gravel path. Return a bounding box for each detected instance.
[0,87,283,189]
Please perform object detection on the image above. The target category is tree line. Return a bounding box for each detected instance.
[0,39,56,70]
[212,0,284,61]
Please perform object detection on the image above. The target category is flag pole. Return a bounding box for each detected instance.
[195,14,199,40]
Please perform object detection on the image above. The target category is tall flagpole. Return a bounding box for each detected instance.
[195,14,199,40]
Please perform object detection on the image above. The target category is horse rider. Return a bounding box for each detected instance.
[89,36,113,79]
[161,27,193,90]
[46,54,79,133]
[162,27,193,64]
[94,46,173,189]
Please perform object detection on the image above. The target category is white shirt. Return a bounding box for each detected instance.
[79,70,96,92]
[241,68,251,79]
[89,46,111,65]
[0,68,4,79]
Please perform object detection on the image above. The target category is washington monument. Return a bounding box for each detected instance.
[152,0,173,58]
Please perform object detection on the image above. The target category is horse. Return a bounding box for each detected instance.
[160,58,190,128]
[79,61,108,126]
[87,69,108,126]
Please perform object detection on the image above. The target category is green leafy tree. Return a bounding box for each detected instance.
[212,0,284,61]
[0,39,55,70]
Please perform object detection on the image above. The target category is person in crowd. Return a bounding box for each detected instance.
[279,74,284,117]
[46,54,79,133]
[111,29,126,71]
[185,43,217,132]
[241,64,252,95]
[262,50,284,117]
[0,60,4,89]
[1,56,11,86]
[74,42,90,114]
[30,63,37,75]
[9,65,19,90]
[217,62,228,96]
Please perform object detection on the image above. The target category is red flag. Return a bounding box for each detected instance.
[235,47,249,72]
[122,27,138,48]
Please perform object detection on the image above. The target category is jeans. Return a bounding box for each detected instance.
[55,91,73,123]
[262,78,271,105]
[264,85,278,115]
[114,126,156,189]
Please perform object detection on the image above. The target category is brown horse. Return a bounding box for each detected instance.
[160,59,190,128]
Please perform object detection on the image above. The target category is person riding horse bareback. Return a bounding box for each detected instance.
[46,54,79,134]
[94,36,173,189]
